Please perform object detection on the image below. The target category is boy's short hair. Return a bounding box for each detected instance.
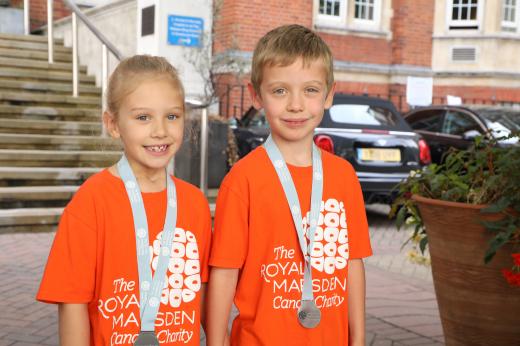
[251,24,334,94]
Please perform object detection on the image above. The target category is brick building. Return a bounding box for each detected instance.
[213,0,520,117]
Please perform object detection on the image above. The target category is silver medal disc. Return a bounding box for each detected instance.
[134,331,160,346]
[297,300,321,329]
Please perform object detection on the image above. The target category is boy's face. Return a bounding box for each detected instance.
[249,57,335,149]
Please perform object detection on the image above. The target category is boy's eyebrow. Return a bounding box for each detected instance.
[265,80,325,86]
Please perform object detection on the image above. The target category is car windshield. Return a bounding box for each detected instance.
[474,108,520,144]
[329,104,398,127]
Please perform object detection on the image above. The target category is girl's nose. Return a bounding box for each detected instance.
[151,119,167,138]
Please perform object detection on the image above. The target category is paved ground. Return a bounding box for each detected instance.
[0,204,444,345]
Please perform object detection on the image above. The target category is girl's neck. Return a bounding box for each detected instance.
[108,164,167,193]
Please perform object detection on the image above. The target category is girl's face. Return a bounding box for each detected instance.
[106,77,184,178]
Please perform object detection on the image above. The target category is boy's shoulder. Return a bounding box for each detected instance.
[225,146,270,179]
[321,149,356,175]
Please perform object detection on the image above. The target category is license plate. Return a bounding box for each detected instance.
[357,148,401,162]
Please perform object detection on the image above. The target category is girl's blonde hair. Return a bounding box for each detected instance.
[106,55,185,116]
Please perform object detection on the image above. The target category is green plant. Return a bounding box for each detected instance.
[390,133,520,285]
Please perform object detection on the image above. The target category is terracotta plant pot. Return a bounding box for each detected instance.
[412,195,520,346]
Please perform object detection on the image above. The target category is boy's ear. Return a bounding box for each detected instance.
[247,83,263,110]
[102,111,121,138]
[324,82,336,109]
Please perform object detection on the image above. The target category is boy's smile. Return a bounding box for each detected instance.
[250,57,335,162]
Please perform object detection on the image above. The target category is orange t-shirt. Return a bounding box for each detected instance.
[209,147,372,345]
[37,169,211,345]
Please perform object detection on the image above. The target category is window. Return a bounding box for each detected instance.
[442,111,483,137]
[502,0,519,32]
[408,110,444,133]
[317,0,347,25]
[448,0,481,30]
[354,0,375,21]
[329,105,397,126]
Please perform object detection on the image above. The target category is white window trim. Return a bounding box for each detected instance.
[352,0,382,28]
[446,0,485,30]
[315,0,348,27]
[501,0,520,33]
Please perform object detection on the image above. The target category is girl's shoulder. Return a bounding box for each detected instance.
[171,176,209,207]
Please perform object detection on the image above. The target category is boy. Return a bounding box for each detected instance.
[207,24,372,346]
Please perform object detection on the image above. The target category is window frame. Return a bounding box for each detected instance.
[316,0,348,26]
[352,0,382,28]
[501,0,520,33]
[446,0,484,31]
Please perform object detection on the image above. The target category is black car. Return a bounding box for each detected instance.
[404,105,520,164]
[232,94,431,204]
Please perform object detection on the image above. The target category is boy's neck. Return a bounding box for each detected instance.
[271,134,314,167]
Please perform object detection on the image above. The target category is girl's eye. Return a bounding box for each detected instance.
[167,114,179,120]
[136,114,150,121]
[273,88,287,95]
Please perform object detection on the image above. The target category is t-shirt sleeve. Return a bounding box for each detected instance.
[209,172,249,269]
[37,189,97,304]
[198,195,212,283]
[344,164,373,259]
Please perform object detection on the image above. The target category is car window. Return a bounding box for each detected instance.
[442,111,483,137]
[407,110,444,132]
[329,104,397,126]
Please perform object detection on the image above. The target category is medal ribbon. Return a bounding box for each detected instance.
[263,135,323,302]
[118,155,178,333]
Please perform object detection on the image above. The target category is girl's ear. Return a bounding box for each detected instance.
[247,83,263,110]
[102,111,120,138]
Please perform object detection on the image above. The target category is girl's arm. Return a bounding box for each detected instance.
[200,283,207,330]
[206,267,239,346]
[348,258,366,346]
[58,303,90,346]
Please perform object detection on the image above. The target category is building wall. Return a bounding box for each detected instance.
[213,0,520,117]
[11,0,71,32]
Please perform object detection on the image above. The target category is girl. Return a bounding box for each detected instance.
[37,55,211,346]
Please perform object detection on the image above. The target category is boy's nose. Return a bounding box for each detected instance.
[287,94,304,112]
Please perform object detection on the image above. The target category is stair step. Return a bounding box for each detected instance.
[0,185,78,208]
[0,133,120,150]
[0,68,96,84]
[0,118,101,135]
[0,105,100,121]
[0,91,101,108]
[0,37,71,53]
[0,149,120,167]
[0,33,64,44]
[0,80,100,97]
[0,207,63,233]
[0,56,87,74]
[0,47,72,62]
[0,167,100,187]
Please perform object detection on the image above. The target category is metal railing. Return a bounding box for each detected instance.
[23,0,124,99]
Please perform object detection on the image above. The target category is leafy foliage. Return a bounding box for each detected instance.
[390,133,520,264]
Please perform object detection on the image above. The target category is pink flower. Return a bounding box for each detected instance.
[512,253,520,267]
[502,269,520,287]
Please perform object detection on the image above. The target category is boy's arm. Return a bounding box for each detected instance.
[206,267,239,346]
[58,303,90,346]
[348,259,366,346]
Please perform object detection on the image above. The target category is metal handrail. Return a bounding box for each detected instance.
[23,0,124,100]
[62,0,124,60]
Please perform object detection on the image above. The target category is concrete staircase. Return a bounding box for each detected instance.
[0,33,121,233]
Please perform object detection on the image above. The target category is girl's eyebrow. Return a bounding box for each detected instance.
[129,106,184,112]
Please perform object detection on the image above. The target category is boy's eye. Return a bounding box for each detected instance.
[305,87,320,94]
[273,88,287,95]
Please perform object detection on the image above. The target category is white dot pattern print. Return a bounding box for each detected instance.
[149,228,201,308]
[305,198,349,274]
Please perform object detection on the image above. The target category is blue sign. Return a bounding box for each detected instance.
[167,15,204,48]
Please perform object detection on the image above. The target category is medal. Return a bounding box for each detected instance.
[264,136,323,329]
[298,299,321,329]
[118,155,178,344]
[134,331,160,346]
